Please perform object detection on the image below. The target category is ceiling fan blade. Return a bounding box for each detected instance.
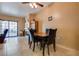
[36,3,44,7]
[22,2,30,4]
[21,2,44,8]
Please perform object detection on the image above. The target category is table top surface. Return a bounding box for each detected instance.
[34,32,48,37]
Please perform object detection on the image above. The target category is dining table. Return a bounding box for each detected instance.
[34,32,48,37]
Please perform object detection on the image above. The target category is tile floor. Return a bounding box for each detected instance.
[0,36,78,56]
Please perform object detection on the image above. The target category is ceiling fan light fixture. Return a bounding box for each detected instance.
[29,3,34,8]
[29,3,38,8]
[33,3,38,8]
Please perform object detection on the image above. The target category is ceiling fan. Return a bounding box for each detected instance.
[22,2,44,8]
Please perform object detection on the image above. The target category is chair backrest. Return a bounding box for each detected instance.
[29,29,35,40]
[46,28,50,35]
[3,29,8,38]
[48,28,57,44]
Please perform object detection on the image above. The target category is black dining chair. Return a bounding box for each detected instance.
[29,29,41,51]
[0,29,8,43]
[42,28,57,55]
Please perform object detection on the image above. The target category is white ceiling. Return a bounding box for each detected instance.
[0,2,52,17]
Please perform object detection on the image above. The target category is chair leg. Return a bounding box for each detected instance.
[53,42,56,52]
[33,42,35,52]
[29,41,32,48]
[43,43,45,56]
[28,35,31,48]
[0,39,4,43]
[27,35,29,44]
[47,44,50,55]
[40,42,42,50]
[37,42,38,46]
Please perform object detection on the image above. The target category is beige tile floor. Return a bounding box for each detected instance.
[0,36,77,56]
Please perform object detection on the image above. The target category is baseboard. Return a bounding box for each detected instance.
[56,44,79,55]
[57,44,76,51]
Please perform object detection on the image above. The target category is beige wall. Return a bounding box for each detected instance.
[0,15,25,36]
[35,3,79,50]
[17,17,25,36]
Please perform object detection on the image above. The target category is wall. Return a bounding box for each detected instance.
[17,17,25,36]
[0,15,25,36]
[35,3,79,51]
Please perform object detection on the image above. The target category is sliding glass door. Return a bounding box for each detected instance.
[0,20,18,37]
[8,21,18,37]
[2,21,9,37]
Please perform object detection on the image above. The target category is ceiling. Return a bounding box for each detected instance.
[0,2,52,17]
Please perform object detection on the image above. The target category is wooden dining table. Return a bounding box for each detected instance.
[34,32,48,37]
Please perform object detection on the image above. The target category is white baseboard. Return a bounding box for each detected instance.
[56,44,77,52]
[56,44,79,55]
